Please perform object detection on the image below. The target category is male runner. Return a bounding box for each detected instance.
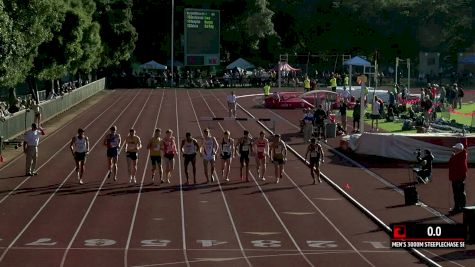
[161,129,177,183]
[181,132,200,185]
[236,130,253,182]
[270,134,287,183]
[220,130,235,182]
[69,128,89,184]
[125,129,142,184]
[200,128,219,183]
[305,138,324,184]
[103,126,121,181]
[147,128,162,183]
[254,131,269,181]
[227,91,237,117]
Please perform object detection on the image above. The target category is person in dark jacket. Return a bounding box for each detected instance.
[415,149,434,184]
[448,142,468,214]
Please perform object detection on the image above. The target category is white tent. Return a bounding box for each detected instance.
[140,60,167,70]
[226,58,255,70]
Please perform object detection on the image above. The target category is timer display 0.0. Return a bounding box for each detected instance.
[391,223,466,248]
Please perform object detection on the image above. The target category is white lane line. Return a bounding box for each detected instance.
[0,91,130,205]
[0,90,143,264]
[210,91,370,267]
[5,246,407,253]
[124,90,165,266]
[176,89,190,267]
[133,249,383,267]
[59,89,154,267]
[0,90,122,172]
[188,90,252,267]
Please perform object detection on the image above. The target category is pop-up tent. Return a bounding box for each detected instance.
[460,55,475,64]
[343,56,371,67]
[226,58,255,70]
[140,60,167,70]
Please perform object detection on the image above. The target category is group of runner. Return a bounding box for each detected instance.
[69,126,324,185]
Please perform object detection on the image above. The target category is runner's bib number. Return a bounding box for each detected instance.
[222,144,231,153]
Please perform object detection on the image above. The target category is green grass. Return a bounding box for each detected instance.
[345,102,475,133]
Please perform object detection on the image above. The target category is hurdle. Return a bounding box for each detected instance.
[199,117,275,133]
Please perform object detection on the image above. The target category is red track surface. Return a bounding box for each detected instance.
[0,88,470,267]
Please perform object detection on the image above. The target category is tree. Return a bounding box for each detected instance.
[0,0,61,104]
[94,0,137,67]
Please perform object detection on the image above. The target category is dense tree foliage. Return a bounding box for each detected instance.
[0,0,473,93]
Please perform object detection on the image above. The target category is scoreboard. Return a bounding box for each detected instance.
[184,8,220,66]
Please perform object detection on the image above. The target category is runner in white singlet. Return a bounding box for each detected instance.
[200,128,219,184]
[69,128,89,184]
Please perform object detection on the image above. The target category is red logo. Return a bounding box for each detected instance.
[393,225,406,239]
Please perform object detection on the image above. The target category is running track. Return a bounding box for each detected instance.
[0,88,462,266]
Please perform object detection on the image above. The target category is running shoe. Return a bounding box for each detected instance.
[79,179,84,185]
[225,177,230,182]
[166,179,170,184]
[261,177,266,181]
[276,178,280,184]
[113,175,117,181]
[133,177,137,184]
[32,171,38,176]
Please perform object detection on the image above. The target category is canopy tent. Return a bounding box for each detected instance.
[140,60,167,70]
[275,62,300,72]
[460,55,475,64]
[343,56,371,67]
[166,59,184,67]
[226,58,255,70]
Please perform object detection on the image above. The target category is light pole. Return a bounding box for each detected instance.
[170,0,174,87]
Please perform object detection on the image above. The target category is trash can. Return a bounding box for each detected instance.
[464,206,475,244]
[325,123,336,138]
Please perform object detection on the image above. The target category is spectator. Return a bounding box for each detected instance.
[30,101,43,127]
[371,96,381,131]
[330,75,337,92]
[421,95,432,124]
[415,149,434,184]
[448,142,468,214]
[457,86,464,109]
[338,99,348,134]
[313,104,327,142]
[353,100,361,132]
[439,86,446,106]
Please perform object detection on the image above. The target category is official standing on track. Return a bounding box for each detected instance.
[236,130,253,182]
[254,131,269,181]
[161,129,177,184]
[201,128,219,183]
[181,132,199,185]
[125,129,142,184]
[69,128,89,184]
[448,142,468,214]
[147,128,163,183]
[227,91,237,118]
[305,138,324,184]
[270,134,287,183]
[23,123,45,176]
[220,130,234,182]
[104,126,121,181]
